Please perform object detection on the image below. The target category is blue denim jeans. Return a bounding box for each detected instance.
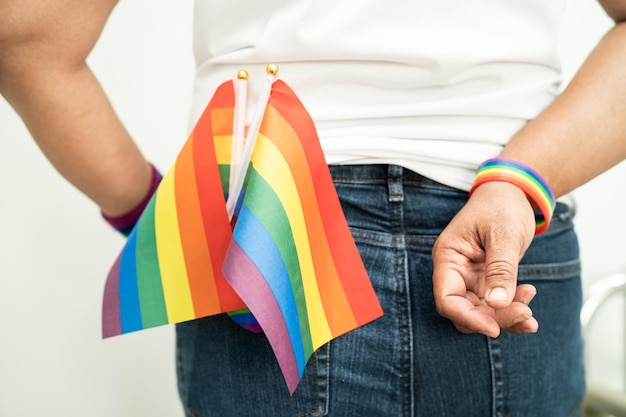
[176,164,585,417]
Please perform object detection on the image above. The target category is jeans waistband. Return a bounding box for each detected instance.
[328,164,456,191]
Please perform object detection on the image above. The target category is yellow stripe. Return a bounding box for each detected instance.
[154,163,195,323]
[251,134,332,348]
[214,135,232,165]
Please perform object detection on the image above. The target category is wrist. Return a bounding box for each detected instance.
[470,158,556,235]
[101,163,162,236]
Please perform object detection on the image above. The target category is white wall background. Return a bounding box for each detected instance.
[0,1,623,416]
[0,3,194,417]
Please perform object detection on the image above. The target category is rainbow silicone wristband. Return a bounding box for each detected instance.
[101,163,162,237]
[469,158,556,235]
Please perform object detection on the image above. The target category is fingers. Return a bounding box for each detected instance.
[450,299,539,337]
[432,181,538,337]
[514,283,537,306]
[432,247,501,337]
[433,243,538,337]
[432,243,535,337]
[495,284,538,334]
[483,284,539,335]
[439,292,502,338]
[437,275,539,338]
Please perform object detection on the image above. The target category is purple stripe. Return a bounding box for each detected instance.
[240,323,263,333]
[223,241,300,393]
[102,252,122,338]
[228,311,263,333]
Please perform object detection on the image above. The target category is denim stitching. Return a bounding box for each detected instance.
[387,169,409,417]
[392,217,408,417]
[518,260,581,280]
[176,333,206,417]
[323,343,331,415]
[499,337,506,417]
[294,351,319,417]
[350,229,438,248]
[176,335,196,417]
[294,347,328,417]
[395,238,414,417]
[393,166,417,417]
[331,177,387,185]
[401,242,415,417]
[487,336,506,417]
[331,171,457,191]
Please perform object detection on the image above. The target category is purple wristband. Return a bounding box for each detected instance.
[102,163,162,236]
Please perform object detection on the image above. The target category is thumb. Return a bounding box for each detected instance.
[482,239,523,310]
[469,181,536,310]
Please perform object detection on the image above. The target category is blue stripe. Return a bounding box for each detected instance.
[234,190,246,217]
[119,227,143,333]
[232,204,305,374]
[228,311,259,326]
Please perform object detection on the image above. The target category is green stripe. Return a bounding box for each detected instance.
[480,165,553,206]
[135,196,169,328]
[244,167,314,358]
[228,307,251,315]
[218,164,230,196]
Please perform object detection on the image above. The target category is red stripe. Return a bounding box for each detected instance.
[259,103,356,336]
[266,81,382,330]
[175,131,222,317]
[191,81,246,312]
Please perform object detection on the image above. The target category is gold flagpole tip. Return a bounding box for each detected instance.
[237,70,249,80]
[266,64,279,76]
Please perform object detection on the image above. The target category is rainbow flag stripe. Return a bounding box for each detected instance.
[102,73,383,393]
[222,80,383,393]
[102,80,246,337]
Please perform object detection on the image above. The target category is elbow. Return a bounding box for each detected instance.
[0,43,21,97]
[0,13,98,91]
[0,27,18,92]
[0,1,115,103]
[0,25,47,94]
[0,41,41,99]
[0,32,87,99]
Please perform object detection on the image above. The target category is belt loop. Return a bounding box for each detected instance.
[387,165,404,202]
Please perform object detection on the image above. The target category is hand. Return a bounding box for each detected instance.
[431,181,540,338]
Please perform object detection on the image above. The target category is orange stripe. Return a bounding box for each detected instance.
[212,108,234,169]
[175,131,222,317]
[259,102,358,337]
[211,107,235,136]
[192,81,246,312]
[268,81,382,327]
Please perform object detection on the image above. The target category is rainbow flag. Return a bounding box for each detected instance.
[102,70,383,393]
[222,79,383,393]
[102,80,246,337]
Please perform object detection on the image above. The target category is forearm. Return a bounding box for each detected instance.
[1,62,152,216]
[0,0,152,217]
[501,21,626,198]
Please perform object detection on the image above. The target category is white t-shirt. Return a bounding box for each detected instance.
[191,0,566,191]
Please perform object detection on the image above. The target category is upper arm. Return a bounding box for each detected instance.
[598,0,626,22]
[0,0,118,76]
